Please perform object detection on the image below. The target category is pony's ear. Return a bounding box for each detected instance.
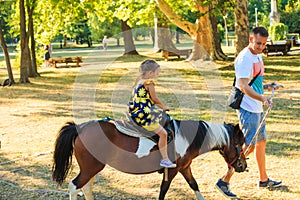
[234,124,240,132]
[234,124,245,145]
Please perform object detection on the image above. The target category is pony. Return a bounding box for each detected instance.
[52,119,247,200]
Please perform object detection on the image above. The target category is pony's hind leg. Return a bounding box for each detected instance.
[69,180,80,200]
[158,169,179,200]
[81,176,96,200]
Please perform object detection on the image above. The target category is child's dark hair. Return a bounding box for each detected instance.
[252,26,269,37]
[139,59,160,74]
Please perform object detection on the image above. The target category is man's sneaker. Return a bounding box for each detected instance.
[215,179,237,199]
[160,158,176,168]
[259,178,282,188]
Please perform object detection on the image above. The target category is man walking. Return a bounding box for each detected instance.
[215,26,282,199]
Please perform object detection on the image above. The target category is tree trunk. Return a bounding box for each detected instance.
[27,1,39,77]
[157,16,176,51]
[156,0,225,61]
[19,0,30,83]
[176,29,180,44]
[190,5,215,60]
[63,36,67,47]
[0,19,15,85]
[121,20,139,55]
[234,0,250,56]
[210,14,227,60]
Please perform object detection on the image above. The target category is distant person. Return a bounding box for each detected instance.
[44,44,51,67]
[48,43,53,57]
[103,36,107,50]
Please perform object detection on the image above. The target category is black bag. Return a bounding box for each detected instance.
[228,70,261,109]
[228,86,244,109]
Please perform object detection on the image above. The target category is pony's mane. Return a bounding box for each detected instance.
[174,120,230,157]
[203,122,230,149]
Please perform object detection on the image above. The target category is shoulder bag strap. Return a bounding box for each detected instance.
[232,69,261,87]
[248,69,261,86]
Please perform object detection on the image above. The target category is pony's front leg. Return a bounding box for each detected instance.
[69,180,80,200]
[158,169,178,200]
[82,176,95,200]
[180,166,205,200]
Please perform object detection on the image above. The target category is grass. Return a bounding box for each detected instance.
[0,44,299,200]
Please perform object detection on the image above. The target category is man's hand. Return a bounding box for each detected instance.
[262,95,273,107]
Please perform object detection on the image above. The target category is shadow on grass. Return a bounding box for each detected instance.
[266,140,300,157]
[0,155,196,199]
[267,185,290,192]
[0,151,158,199]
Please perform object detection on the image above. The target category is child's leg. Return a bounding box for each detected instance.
[154,125,168,160]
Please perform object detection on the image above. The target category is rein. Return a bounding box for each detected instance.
[244,87,276,155]
[220,135,243,169]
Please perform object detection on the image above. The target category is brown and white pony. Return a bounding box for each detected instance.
[52,119,247,200]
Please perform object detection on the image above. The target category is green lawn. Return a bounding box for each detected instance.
[0,44,299,199]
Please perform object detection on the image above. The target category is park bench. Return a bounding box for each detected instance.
[49,56,83,68]
[162,49,192,61]
[286,33,300,47]
[263,40,291,56]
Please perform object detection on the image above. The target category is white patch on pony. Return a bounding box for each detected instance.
[69,181,80,200]
[81,176,95,200]
[78,191,84,196]
[205,122,229,148]
[175,131,190,157]
[195,191,205,200]
[135,137,156,158]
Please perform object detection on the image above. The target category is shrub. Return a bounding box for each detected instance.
[268,23,288,41]
[217,23,225,42]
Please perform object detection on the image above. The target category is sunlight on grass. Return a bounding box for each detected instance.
[0,46,299,200]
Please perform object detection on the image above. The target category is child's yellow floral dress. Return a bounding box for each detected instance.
[128,79,163,131]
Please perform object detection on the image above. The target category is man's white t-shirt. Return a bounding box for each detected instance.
[234,47,264,113]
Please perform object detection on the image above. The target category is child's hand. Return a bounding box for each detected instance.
[163,106,170,111]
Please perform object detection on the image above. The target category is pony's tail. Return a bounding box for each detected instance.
[52,122,78,185]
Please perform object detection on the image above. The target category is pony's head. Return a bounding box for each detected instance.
[220,123,247,172]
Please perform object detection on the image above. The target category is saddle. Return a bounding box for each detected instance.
[108,113,176,144]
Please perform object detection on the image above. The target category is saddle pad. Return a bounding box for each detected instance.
[114,120,156,138]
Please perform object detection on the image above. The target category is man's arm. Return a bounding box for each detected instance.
[239,78,271,107]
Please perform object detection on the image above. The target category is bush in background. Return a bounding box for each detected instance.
[268,23,288,41]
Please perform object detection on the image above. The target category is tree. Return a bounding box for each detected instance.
[234,0,250,55]
[281,2,300,33]
[156,0,227,60]
[248,0,270,28]
[27,0,39,77]
[87,14,121,44]
[93,0,142,55]
[121,20,138,54]
[8,0,44,82]
[155,9,177,52]
[0,9,15,85]
[19,0,30,83]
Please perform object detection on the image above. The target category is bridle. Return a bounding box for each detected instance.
[220,131,244,169]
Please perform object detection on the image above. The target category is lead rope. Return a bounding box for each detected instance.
[164,168,168,181]
[244,87,275,155]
